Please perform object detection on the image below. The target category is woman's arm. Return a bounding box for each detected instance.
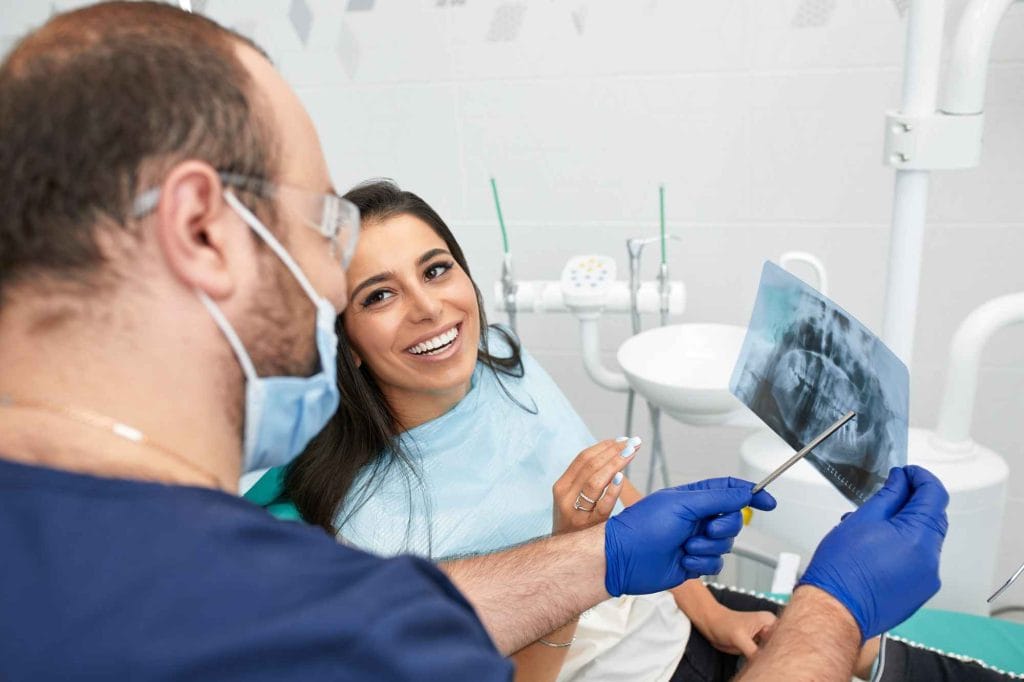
[670,581,776,658]
[618,479,777,659]
[510,619,579,682]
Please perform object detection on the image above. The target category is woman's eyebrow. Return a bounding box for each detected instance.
[417,248,450,265]
[350,272,393,301]
[350,249,451,301]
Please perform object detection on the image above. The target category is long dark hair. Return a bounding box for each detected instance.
[285,179,527,536]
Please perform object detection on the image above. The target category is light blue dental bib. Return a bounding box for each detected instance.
[338,332,617,560]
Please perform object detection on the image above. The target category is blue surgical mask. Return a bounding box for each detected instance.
[199,190,340,473]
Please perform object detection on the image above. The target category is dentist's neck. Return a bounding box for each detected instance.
[0,290,244,492]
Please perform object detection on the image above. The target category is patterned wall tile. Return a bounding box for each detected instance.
[289,0,312,45]
[336,20,360,79]
[571,4,587,35]
[486,2,526,42]
[791,0,837,28]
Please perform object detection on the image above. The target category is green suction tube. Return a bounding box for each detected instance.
[490,177,510,255]
[491,177,516,333]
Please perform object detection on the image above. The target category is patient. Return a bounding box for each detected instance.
[248,179,780,681]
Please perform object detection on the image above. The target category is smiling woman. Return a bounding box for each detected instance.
[342,213,482,428]
[283,179,527,537]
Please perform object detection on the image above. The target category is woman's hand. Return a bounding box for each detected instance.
[551,437,640,535]
[695,605,778,659]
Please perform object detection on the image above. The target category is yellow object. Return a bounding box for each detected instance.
[742,506,753,526]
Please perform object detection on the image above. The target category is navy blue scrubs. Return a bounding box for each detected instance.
[0,458,513,681]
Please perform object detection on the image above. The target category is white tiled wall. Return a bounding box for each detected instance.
[8,0,1024,607]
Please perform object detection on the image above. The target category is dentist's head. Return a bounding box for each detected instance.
[0,1,353,488]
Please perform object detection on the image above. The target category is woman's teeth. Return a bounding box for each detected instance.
[408,326,459,356]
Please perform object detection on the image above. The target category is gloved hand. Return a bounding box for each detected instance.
[797,465,949,641]
[604,477,776,597]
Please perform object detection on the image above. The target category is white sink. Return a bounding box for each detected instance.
[616,323,748,425]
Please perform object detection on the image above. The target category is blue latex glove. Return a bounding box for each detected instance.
[604,477,776,597]
[797,465,949,640]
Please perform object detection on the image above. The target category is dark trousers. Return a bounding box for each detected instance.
[671,585,1016,682]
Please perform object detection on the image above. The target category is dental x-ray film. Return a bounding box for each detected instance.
[730,261,909,506]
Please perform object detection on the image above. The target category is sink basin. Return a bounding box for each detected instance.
[616,323,747,425]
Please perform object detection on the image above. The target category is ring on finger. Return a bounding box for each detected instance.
[573,491,597,512]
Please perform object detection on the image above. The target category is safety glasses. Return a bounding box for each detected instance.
[132,172,361,268]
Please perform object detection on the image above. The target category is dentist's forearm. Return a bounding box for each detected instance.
[734,586,860,681]
[441,524,609,655]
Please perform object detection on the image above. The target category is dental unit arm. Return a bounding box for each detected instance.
[492,255,685,393]
[882,0,1022,367]
[882,0,1020,173]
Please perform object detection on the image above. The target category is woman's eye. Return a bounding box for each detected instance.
[362,289,394,307]
[425,261,454,280]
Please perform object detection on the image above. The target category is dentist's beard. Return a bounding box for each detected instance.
[242,249,321,380]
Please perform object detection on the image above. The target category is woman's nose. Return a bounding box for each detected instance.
[407,285,443,322]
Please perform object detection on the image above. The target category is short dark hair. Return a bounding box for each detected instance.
[0,1,277,301]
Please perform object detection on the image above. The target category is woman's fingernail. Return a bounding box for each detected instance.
[615,436,629,442]
[619,444,636,458]
[613,472,623,485]
[627,436,642,448]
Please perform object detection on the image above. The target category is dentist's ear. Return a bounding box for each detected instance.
[152,160,240,300]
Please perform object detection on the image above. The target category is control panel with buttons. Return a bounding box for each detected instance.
[560,255,617,309]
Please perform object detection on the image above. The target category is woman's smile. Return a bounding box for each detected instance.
[404,321,465,362]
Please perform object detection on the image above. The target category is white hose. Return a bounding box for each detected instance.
[935,292,1024,444]
[942,0,1020,115]
[579,316,630,392]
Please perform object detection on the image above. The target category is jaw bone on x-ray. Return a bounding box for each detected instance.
[730,262,909,506]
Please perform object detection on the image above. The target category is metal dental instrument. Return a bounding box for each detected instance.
[751,411,857,495]
[988,559,1024,603]
[623,232,682,492]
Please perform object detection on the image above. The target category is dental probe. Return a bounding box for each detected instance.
[988,559,1024,603]
[751,411,857,495]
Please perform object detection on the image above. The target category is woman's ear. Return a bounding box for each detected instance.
[351,349,363,368]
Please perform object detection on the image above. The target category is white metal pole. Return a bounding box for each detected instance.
[881,0,946,369]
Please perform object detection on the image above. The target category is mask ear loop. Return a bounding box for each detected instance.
[222,190,324,307]
[197,291,259,385]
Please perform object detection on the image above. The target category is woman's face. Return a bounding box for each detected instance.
[342,213,481,414]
